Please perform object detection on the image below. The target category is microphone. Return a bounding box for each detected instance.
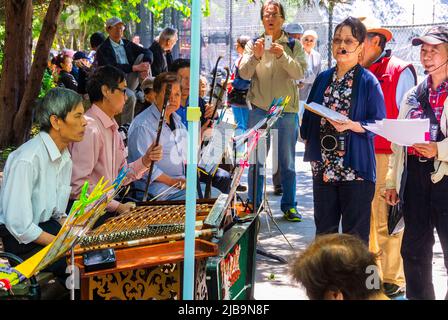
[424,59,448,75]
[341,48,357,55]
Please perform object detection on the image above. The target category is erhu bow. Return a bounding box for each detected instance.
[202,66,231,198]
[142,83,173,202]
[207,66,230,128]
[208,55,223,105]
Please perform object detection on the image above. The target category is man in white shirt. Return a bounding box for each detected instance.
[0,88,86,277]
[299,30,322,104]
[128,72,227,200]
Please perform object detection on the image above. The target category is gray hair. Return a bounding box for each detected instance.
[36,88,83,133]
[158,27,178,44]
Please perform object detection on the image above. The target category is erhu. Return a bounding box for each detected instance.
[142,82,173,201]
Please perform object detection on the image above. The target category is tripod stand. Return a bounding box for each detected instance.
[252,126,294,264]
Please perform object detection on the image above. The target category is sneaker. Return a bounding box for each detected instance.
[283,208,302,222]
[274,185,283,195]
[383,283,405,298]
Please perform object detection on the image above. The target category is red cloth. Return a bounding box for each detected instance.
[369,53,416,154]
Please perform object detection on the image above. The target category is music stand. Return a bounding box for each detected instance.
[250,124,293,264]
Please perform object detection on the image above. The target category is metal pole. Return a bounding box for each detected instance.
[412,3,415,25]
[70,245,75,300]
[183,0,201,300]
[229,0,233,68]
[327,3,334,69]
[433,0,435,23]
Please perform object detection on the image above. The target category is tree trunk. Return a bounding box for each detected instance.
[0,0,33,147]
[12,0,65,145]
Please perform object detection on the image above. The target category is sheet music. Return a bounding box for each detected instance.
[199,121,235,174]
[304,102,349,122]
[363,118,430,146]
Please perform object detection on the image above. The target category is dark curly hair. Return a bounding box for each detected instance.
[290,233,382,300]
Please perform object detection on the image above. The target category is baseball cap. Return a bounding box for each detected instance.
[73,51,89,61]
[284,23,304,35]
[359,16,393,42]
[303,30,318,39]
[412,26,448,46]
[106,17,125,28]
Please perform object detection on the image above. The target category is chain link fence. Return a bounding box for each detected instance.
[175,0,447,82]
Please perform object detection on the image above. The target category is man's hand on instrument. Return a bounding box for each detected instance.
[174,178,186,190]
[116,202,136,215]
[203,103,215,120]
[413,142,438,159]
[143,143,163,168]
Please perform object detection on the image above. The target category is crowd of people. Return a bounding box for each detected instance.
[1,0,448,300]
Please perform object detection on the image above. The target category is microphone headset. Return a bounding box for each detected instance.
[424,59,448,75]
[340,44,361,55]
[341,49,357,54]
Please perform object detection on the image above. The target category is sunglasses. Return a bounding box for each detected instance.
[144,88,153,94]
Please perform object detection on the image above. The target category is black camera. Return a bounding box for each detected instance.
[321,132,347,152]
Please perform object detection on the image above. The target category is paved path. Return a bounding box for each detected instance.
[243,142,448,300]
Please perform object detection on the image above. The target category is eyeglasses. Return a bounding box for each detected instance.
[332,37,359,47]
[263,13,282,20]
[114,87,127,95]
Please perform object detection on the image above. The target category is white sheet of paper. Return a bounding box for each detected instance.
[364,118,430,146]
[304,102,349,123]
[199,121,235,173]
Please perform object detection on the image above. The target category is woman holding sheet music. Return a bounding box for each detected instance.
[385,26,448,300]
[300,17,386,244]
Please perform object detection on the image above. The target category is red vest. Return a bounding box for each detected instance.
[368,53,416,154]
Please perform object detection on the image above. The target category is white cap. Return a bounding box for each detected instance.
[303,30,318,39]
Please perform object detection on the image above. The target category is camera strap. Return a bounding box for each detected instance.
[416,80,444,141]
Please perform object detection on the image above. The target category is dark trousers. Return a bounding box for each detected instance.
[401,156,448,300]
[313,179,375,244]
[199,167,232,194]
[1,219,66,279]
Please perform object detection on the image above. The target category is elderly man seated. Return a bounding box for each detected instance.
[0,88,87,278]
[128,72,231,201]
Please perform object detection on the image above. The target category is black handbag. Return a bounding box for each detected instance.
[228,88,248,106]
[388,202,405,235]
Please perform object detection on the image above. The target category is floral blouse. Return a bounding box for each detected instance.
[311,66,361,183]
